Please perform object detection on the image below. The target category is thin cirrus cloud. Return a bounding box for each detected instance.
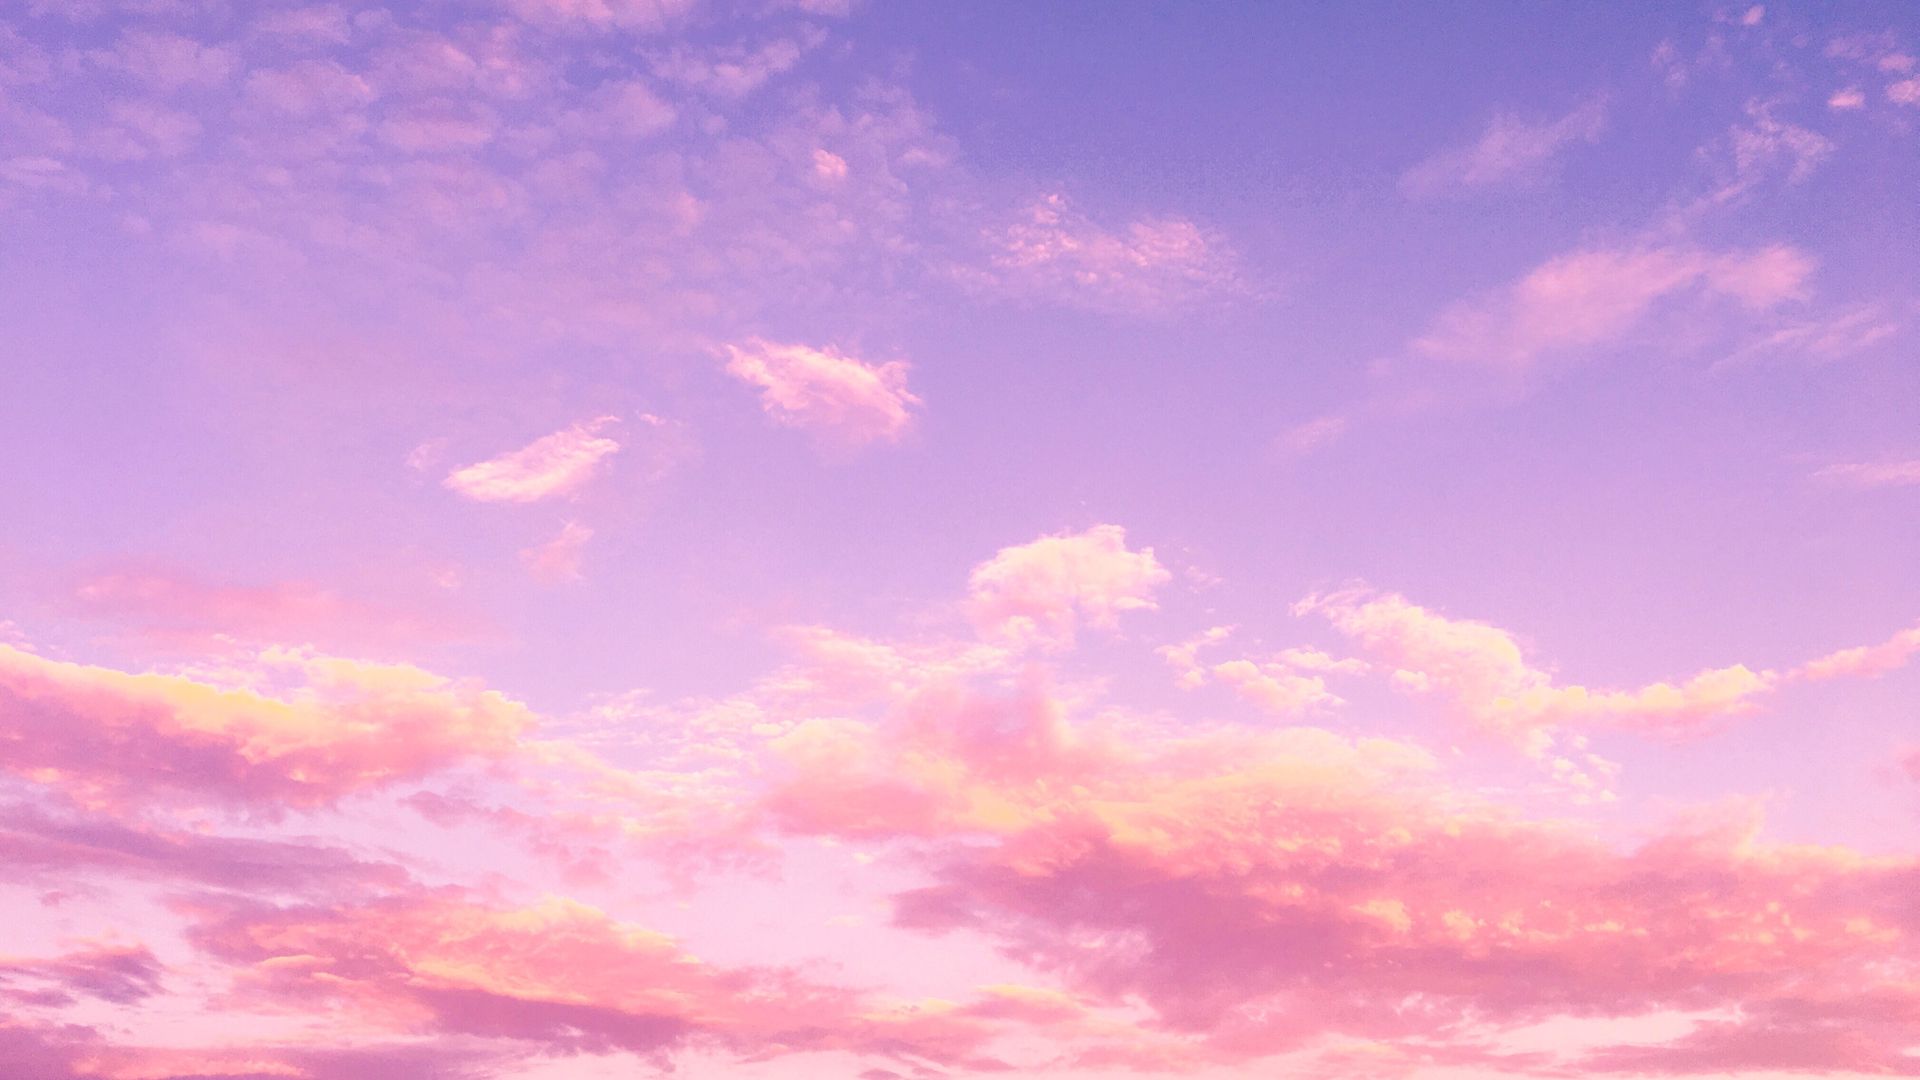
[1410,243,1815,370]
[1812,458,1920,489]
[969,193,1245,315]
[1401,98,1609,197]
[722,338,921,445]
[443,417,622,503]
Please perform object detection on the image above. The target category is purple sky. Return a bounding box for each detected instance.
[1,1,1919,1077]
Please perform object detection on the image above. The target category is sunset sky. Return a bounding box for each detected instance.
[2,1,1919,1077]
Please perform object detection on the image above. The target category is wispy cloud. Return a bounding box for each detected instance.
[444,417,622,503]
[966,193,1244,315]
[521,521,594,582]
[1812,459,1920,489]
[1401,99,1607,197]
[1411,243,1814,370]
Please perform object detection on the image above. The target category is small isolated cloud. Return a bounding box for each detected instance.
[1829,88,1866,110]
[1812,459,1920,490]
[970,193,1243,315]
[967,524,1170,648]
[445,417,621,503]
[1278,414,1349,457]
[1401,99,1607,197]
[522,521,594,582]
[1411,243,1814,371]
[722,339,920,445]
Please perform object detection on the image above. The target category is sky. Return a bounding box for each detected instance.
[0,0,1918,1077]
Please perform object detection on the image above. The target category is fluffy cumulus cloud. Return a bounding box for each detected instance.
[0,643,529,809]
[758,664,1920,1073]
[966,524,1170,647]
[1298,589,1777,748]
[3,521,1920,1077]
[444,417,623,503]
[723,339,921,445]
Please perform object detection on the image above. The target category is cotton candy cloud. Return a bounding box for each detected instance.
[722,339,921,446]
[1159,628,1353,717]
[444,417,622,503]
[1298,589,1776,747]
[184,891,1018,1070]
[1797,620,1920,680]
[967,524,1170,647]
[1412,244,1815,370]
[756,671,1920,1070]
[0,643,529,809]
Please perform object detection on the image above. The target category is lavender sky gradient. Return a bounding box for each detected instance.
[2,1,1919,1077]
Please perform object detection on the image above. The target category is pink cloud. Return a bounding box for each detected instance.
[973,193,1244,315]
[722,339,921,445]
[0,942,163,1007]
[183,891,1016,1069]
[1299,589,1777,746]
[521,521,594,582]
[1413,244,1815,370]
[1797,621,1920,680]
[98,30,234,90]
[1159,628,1354,717]
[65,564,470,650]
[508,0,697,31]
[444,416,622,503]
[0,643,529,809]
[1813,459,1920,490]
[752,664,1920,1069]
[243,60,376,116]
[966,524,1170,647]
[1401,99,1608,196]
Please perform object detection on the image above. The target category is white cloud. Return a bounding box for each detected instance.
[445,417,622,503]
[722,339,920,445]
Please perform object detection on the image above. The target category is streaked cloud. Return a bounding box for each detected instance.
[967,194,1244,315]
[445,417,622,503]
[1401,98,1607,197]
[1411,243,1814,370]
[1813,459,1920,489]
